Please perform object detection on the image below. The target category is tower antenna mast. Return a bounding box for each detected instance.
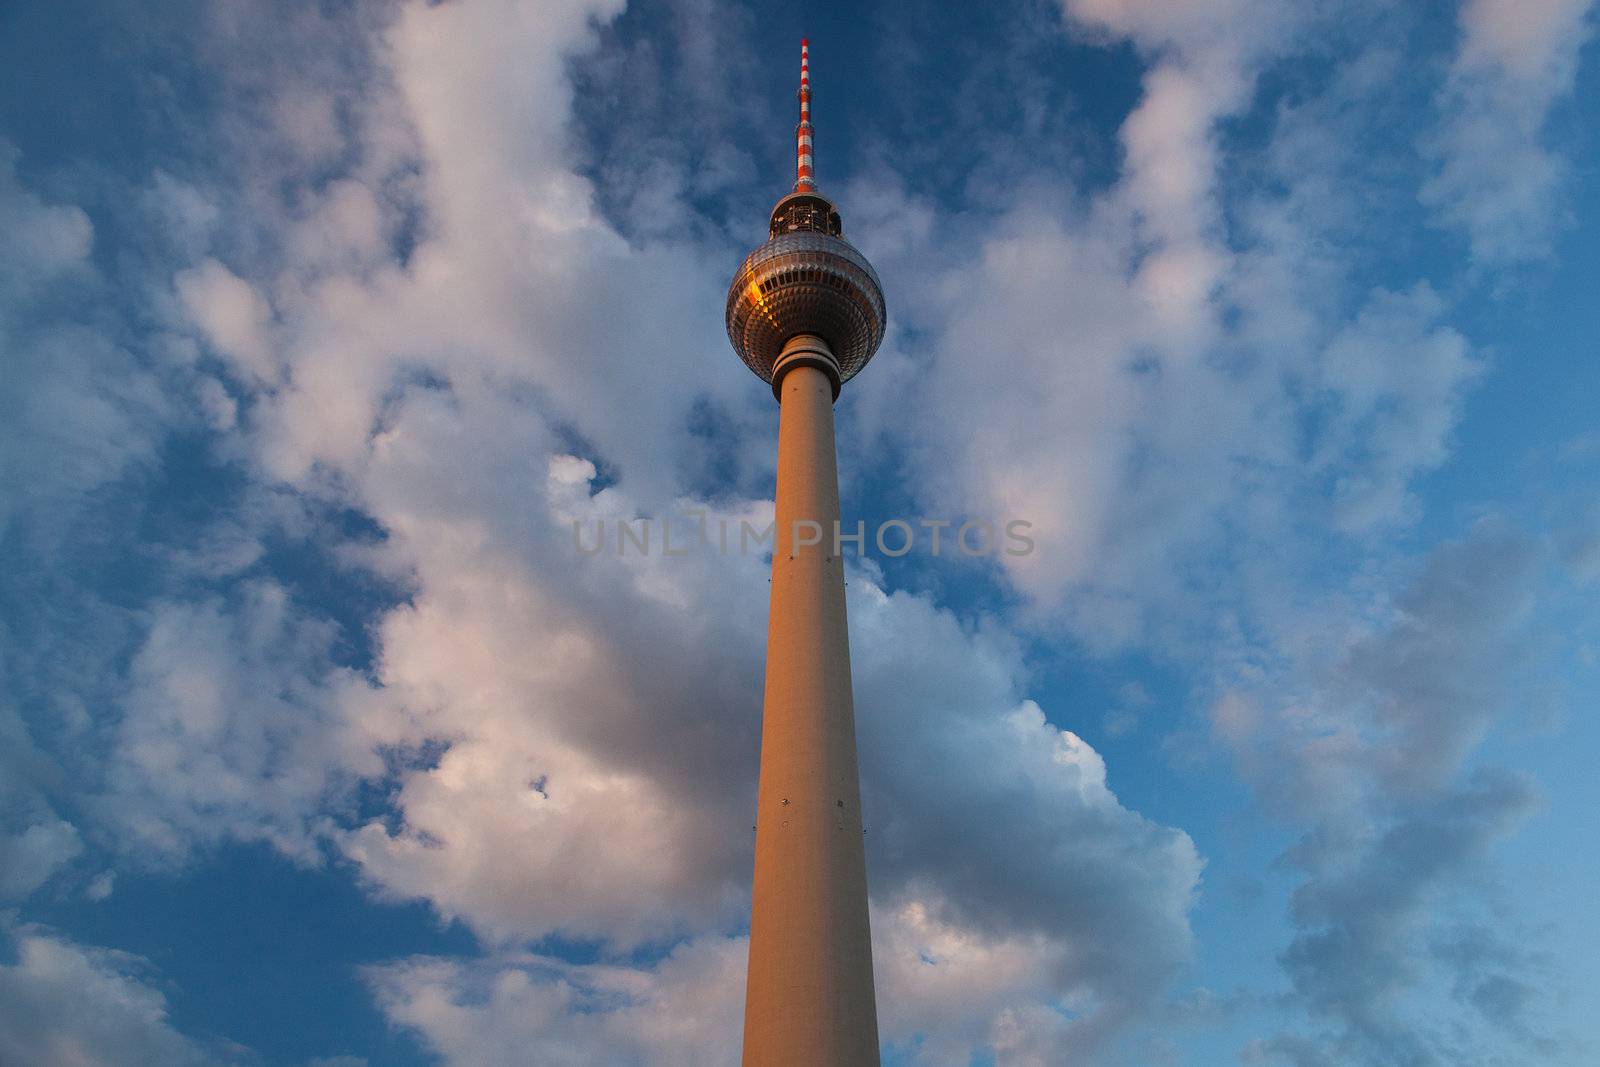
[796,38,815,192]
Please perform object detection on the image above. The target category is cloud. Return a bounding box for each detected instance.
[99,581,388,865]
[0,702,82,899]
[1061,0,1294,78]
[367,936,746,1067]
[0,145,92,293]
[851,586,1201,1048]
[852,39,1577,1064]
[0,812,81,900]
[334,442,1199,1052]
[1212,521,1544,817]
[0,926,221,1067]
[0,5,1212,1060]
[1422,0,1597,265]
[0,147,188,904]
[1273,770,1540,1065]
[174,259,280,387]
[370,891,1198,1067]
[0,147,172,541]
[1,0,1593,1064]
[1103,681,1153,737]
[1210,521,1567,1061]
[1312,285,1481,530]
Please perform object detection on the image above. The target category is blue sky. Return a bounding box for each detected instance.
[1,0,1597,1064]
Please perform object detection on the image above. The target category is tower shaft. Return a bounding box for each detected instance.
[729,39,886,1064]
[742,342,879,1066]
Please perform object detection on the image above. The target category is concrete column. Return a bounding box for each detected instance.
[742,342,880,1066]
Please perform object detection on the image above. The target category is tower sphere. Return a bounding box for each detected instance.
[725,88,886,397]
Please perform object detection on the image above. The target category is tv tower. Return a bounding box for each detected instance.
[726,39,886,1066]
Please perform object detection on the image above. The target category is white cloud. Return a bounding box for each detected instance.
[846,4,1585,1060]
[1422,0,1596,264]
[0,5,1214,1059]
[0,144,93,297]
[0,816,81,900]
[1210,521,1545,815]
[1312,285,1481,530]
[101,581,389,865]
[2,0,1593,1063]
[0,150,173,541]
[1062,0,1290,76]
[0,704,82,900]
[1209,521,1565,1061]
[134,0,1202,1002]
[0,927,220,1067]
[370,893,1198,1067]
[175,259,280,387]
[1456,0,1594,84]
[851,587,1201,1037]
[334,436,1199,1053]
[368,936,746,1067]
[1269,770,1542,1066]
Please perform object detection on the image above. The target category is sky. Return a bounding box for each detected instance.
[0,0,1597,1064]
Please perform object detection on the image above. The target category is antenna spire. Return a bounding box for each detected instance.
[796,38,815,192]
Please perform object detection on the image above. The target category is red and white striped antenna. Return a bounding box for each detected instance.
[795,38,816,192]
